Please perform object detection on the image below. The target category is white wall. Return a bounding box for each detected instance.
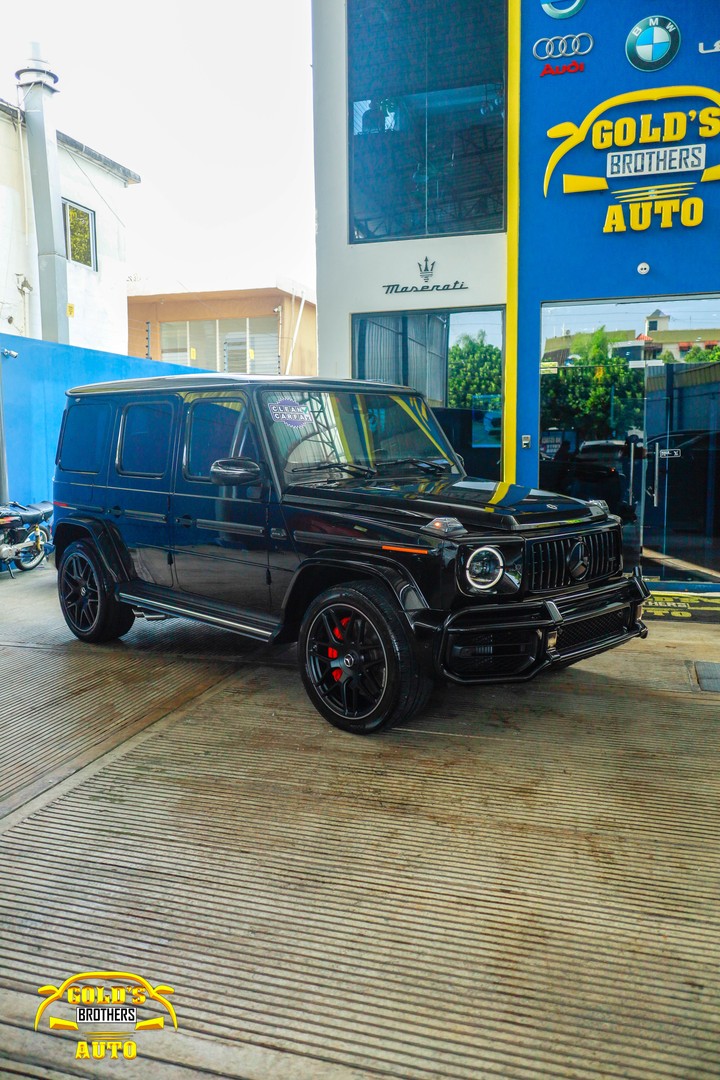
[0,107,132,353]
[312,0,508,378]
[59,145,130,352]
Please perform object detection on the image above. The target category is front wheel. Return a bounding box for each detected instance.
[298,580,431,734]
[58,540,135,642]
[14,525,50,571]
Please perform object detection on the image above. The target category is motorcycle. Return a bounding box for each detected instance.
[0,501,54,576]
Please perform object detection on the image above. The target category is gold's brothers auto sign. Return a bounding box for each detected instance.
[543,86,720,234]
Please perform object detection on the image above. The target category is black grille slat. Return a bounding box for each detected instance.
[557,610,628,653]
[528,528,621,593]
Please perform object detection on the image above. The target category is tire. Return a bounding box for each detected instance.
[14,525,50,571]
[298,579,432,734]
[58,539,135,643]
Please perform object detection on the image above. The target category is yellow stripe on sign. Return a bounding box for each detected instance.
[504,0,521,485]
[563,174,609,194]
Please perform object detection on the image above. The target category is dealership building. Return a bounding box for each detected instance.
[311,0,720,585]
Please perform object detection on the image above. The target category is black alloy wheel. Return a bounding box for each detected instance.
[14,524,50,571]
[58,540,135,643]
[299,580,431,734]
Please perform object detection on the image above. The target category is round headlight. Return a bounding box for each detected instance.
[466,546,504,590]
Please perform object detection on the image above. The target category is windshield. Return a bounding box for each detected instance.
[260,389,461,485]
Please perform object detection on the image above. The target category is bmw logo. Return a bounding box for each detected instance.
[626,16,681,72]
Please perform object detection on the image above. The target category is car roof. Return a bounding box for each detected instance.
[66,374,412,396]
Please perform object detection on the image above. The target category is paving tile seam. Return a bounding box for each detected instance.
[5,851,717,932]
[3,949,716,1045]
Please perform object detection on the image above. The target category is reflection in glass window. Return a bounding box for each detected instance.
[59,403,111,473]
[186,397,255,479]
[353,308,504,480]
[62,200,96,269]
[348,0,506,241]
[160,317,279,373]
[539,297,720,584]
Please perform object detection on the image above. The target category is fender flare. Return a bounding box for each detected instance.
[53,516,134,584]
[277,552,429,642]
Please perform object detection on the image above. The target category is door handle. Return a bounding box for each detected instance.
[175,515,196,527]
[110,505,123,518]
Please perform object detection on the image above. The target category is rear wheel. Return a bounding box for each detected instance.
[299,580,431,734]
[14,525,50,571]
[58,540,135,642]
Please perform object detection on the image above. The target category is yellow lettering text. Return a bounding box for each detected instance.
[603,205,626,233]
[662,112,687,142]
[67,987,81,1005]
[75,1042,90,1059]
[699,106,720,138]
[615,117,636,147]
[654,198,680,228]
[629,202,652,230]
[680,197,704,226]
[592,119,614,150]
[638,113,661,144]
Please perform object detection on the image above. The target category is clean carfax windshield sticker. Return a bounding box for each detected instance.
[269,399,311,427]
[35,970,177,1062]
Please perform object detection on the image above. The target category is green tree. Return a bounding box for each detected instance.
[682,344,720,363]
[447,331,502,408]
[540,326,644,441]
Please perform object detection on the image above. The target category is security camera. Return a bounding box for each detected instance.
[2,348,19,358]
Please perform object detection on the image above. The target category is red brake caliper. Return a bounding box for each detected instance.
[328,616,351,681]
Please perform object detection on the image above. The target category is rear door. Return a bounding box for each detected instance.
[105,397,177,587]
[171,392,271,611]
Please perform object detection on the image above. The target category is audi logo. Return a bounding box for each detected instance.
[533,33,594,60]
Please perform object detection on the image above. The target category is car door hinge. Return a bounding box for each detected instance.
[167,551,174,565]
[266,568,272,586]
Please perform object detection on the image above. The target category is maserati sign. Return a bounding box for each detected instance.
[382,258,469,296]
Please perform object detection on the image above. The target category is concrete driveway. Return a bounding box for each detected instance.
[1,564,719,1079]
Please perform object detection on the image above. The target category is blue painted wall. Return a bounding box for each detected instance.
[0,334,202,505]
[516,2,720,485]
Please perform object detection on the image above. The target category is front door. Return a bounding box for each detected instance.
[172,392,271,611]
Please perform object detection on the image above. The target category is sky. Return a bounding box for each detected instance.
[0,0,316,293]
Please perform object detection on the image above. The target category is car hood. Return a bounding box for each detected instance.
[284,474,605,533]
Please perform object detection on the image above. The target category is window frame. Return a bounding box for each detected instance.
[62,198,97,270]
[182,393,256,483]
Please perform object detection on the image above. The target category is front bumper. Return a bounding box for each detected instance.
[414,568,650,685]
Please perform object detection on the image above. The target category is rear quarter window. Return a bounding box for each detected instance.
[58,401,112,474]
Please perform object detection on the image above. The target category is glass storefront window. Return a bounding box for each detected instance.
[347,0,506,242]
[540,297,720,585]
[353,307,504,480]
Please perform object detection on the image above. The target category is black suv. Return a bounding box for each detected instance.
[53,376,648,734]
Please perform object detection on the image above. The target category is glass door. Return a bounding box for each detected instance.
[540,297,720,586]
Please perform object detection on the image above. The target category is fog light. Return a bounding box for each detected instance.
[637,603,644,620]
[466,546,504,590]
[547,630,558,650]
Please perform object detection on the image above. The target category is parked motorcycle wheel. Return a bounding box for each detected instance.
[14,525,50,571]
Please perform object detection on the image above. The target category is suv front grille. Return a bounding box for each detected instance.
[528,528,621,593]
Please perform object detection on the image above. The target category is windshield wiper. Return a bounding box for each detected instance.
[375,457,451,474]
[289,461,377,478]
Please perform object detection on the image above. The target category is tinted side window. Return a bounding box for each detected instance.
[119,402,174,477]
[185,398,257,479]
[58,402,112,473]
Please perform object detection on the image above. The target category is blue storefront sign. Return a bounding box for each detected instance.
[512,2,720,486]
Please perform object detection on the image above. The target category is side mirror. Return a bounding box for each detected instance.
[210,458,263,486]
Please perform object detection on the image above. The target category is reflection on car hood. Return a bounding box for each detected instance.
[285,474,604,532]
